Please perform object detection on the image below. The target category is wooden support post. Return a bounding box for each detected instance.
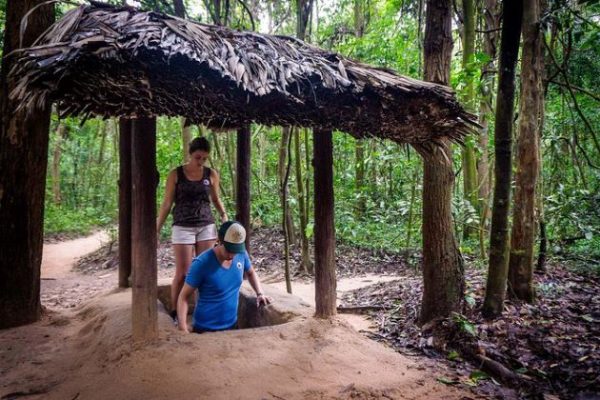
[313,129,337,318]
[131,117,158,341]
[118,118,132,288]
[236,125,251,252]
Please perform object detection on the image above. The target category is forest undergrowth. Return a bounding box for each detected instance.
[340,260,600,399]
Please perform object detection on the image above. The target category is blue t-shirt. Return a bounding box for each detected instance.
[185,249,251,331]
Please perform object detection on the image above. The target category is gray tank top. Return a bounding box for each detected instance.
[172,166,215,227]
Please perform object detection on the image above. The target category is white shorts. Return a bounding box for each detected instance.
[171,224,218,245]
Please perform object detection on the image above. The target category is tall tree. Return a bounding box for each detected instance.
[172,0,193,166]
[51,122,68,205]
[278,126,296,246]
[354,0,367,218]
[205,0,229,26]
[296,0,314,40]
[508,0,543,302]
[118,119,133,288]
[173,0,185,17]
[294,128,311,273]
[477,0,501,256]
[0,0,54,328]
[483,0,523,318]
[416,0,464,325]
[460,0,479,239]
[295,0,314,274]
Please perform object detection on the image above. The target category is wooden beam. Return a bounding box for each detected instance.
[118,118,132,288]
[313,128,337,318]
[131,117,158,341]
[236,125,251,252]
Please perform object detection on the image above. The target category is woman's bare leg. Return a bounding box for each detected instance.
[195,239,216,257]
[171,244,194,315]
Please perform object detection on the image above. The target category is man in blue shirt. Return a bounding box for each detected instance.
[177,221,271,333]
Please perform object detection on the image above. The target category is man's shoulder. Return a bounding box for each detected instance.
[235,251,251,271]
[192,249,217,266]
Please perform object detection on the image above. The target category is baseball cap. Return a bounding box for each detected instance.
[218,221,246,254]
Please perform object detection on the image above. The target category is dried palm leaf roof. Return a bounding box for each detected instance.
[9,2,478,144]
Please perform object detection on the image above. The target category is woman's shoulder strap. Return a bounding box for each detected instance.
[176,165,185,182]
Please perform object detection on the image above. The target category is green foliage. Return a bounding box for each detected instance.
[44,202,113,236]
[22,0,599,273]
[44,117,118,235]
[452,312,477,337]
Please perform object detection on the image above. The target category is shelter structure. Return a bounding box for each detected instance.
[9,2,477,340]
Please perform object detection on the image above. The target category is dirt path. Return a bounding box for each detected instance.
[271,275,400,332]
[41,231,116,309]
[41,232,398,331]
[0,234,477,400]
[42,231,110,278]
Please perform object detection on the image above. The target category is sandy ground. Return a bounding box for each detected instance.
[270,277,400,333]
[0,233,478,400]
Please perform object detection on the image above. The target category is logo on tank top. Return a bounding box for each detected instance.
[203,179,210,186]
[237,262,243,270]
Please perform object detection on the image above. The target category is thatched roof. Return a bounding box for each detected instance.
[9,2,477,144]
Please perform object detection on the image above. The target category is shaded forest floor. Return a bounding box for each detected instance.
[72,227,600,399]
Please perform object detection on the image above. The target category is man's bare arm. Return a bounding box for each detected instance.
[177,283,195,333]
[245,267,272,307]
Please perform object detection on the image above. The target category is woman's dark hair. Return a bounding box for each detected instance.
[189,137,211,154]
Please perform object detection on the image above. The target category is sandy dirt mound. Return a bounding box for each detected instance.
[1,288,476,400]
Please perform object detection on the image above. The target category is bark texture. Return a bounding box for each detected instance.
[417,0,464,325]
[508,0,543,302]
[118,118,132,288]
[461,0,479,239]
[131,117,158,341]
[313,129,337,318]
[477,0,501,228]
[0,0,54,329]
[236,125,251,252]
[483,0,523,318]
[51,122,68,205]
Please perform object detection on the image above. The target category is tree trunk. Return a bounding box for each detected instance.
[295,128,311,274]
[417,0,464,325]
[478,0,500,223]
[278,127,296,245]
[313,129,337,318]
[296,0,314,41]
[225,131,236,200]
[236,126,251,252]
[52,122,68,205]
[483,0,523,318]
[508,0,542,302]
[119,118,133,288]
[131,117,158,342]
[172,0,192,166]
[97,120,108,164]
[353,0,367,219]
[283,128,293,294]
[173,0,185,17]
[181,117,192,163]
[294,0,313,273]
[460,0,479,239]
[0,0,54,329]
[477,0,501,258]
[405,168,419,249]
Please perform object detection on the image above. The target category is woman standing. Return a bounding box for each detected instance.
[157,137,228,322]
